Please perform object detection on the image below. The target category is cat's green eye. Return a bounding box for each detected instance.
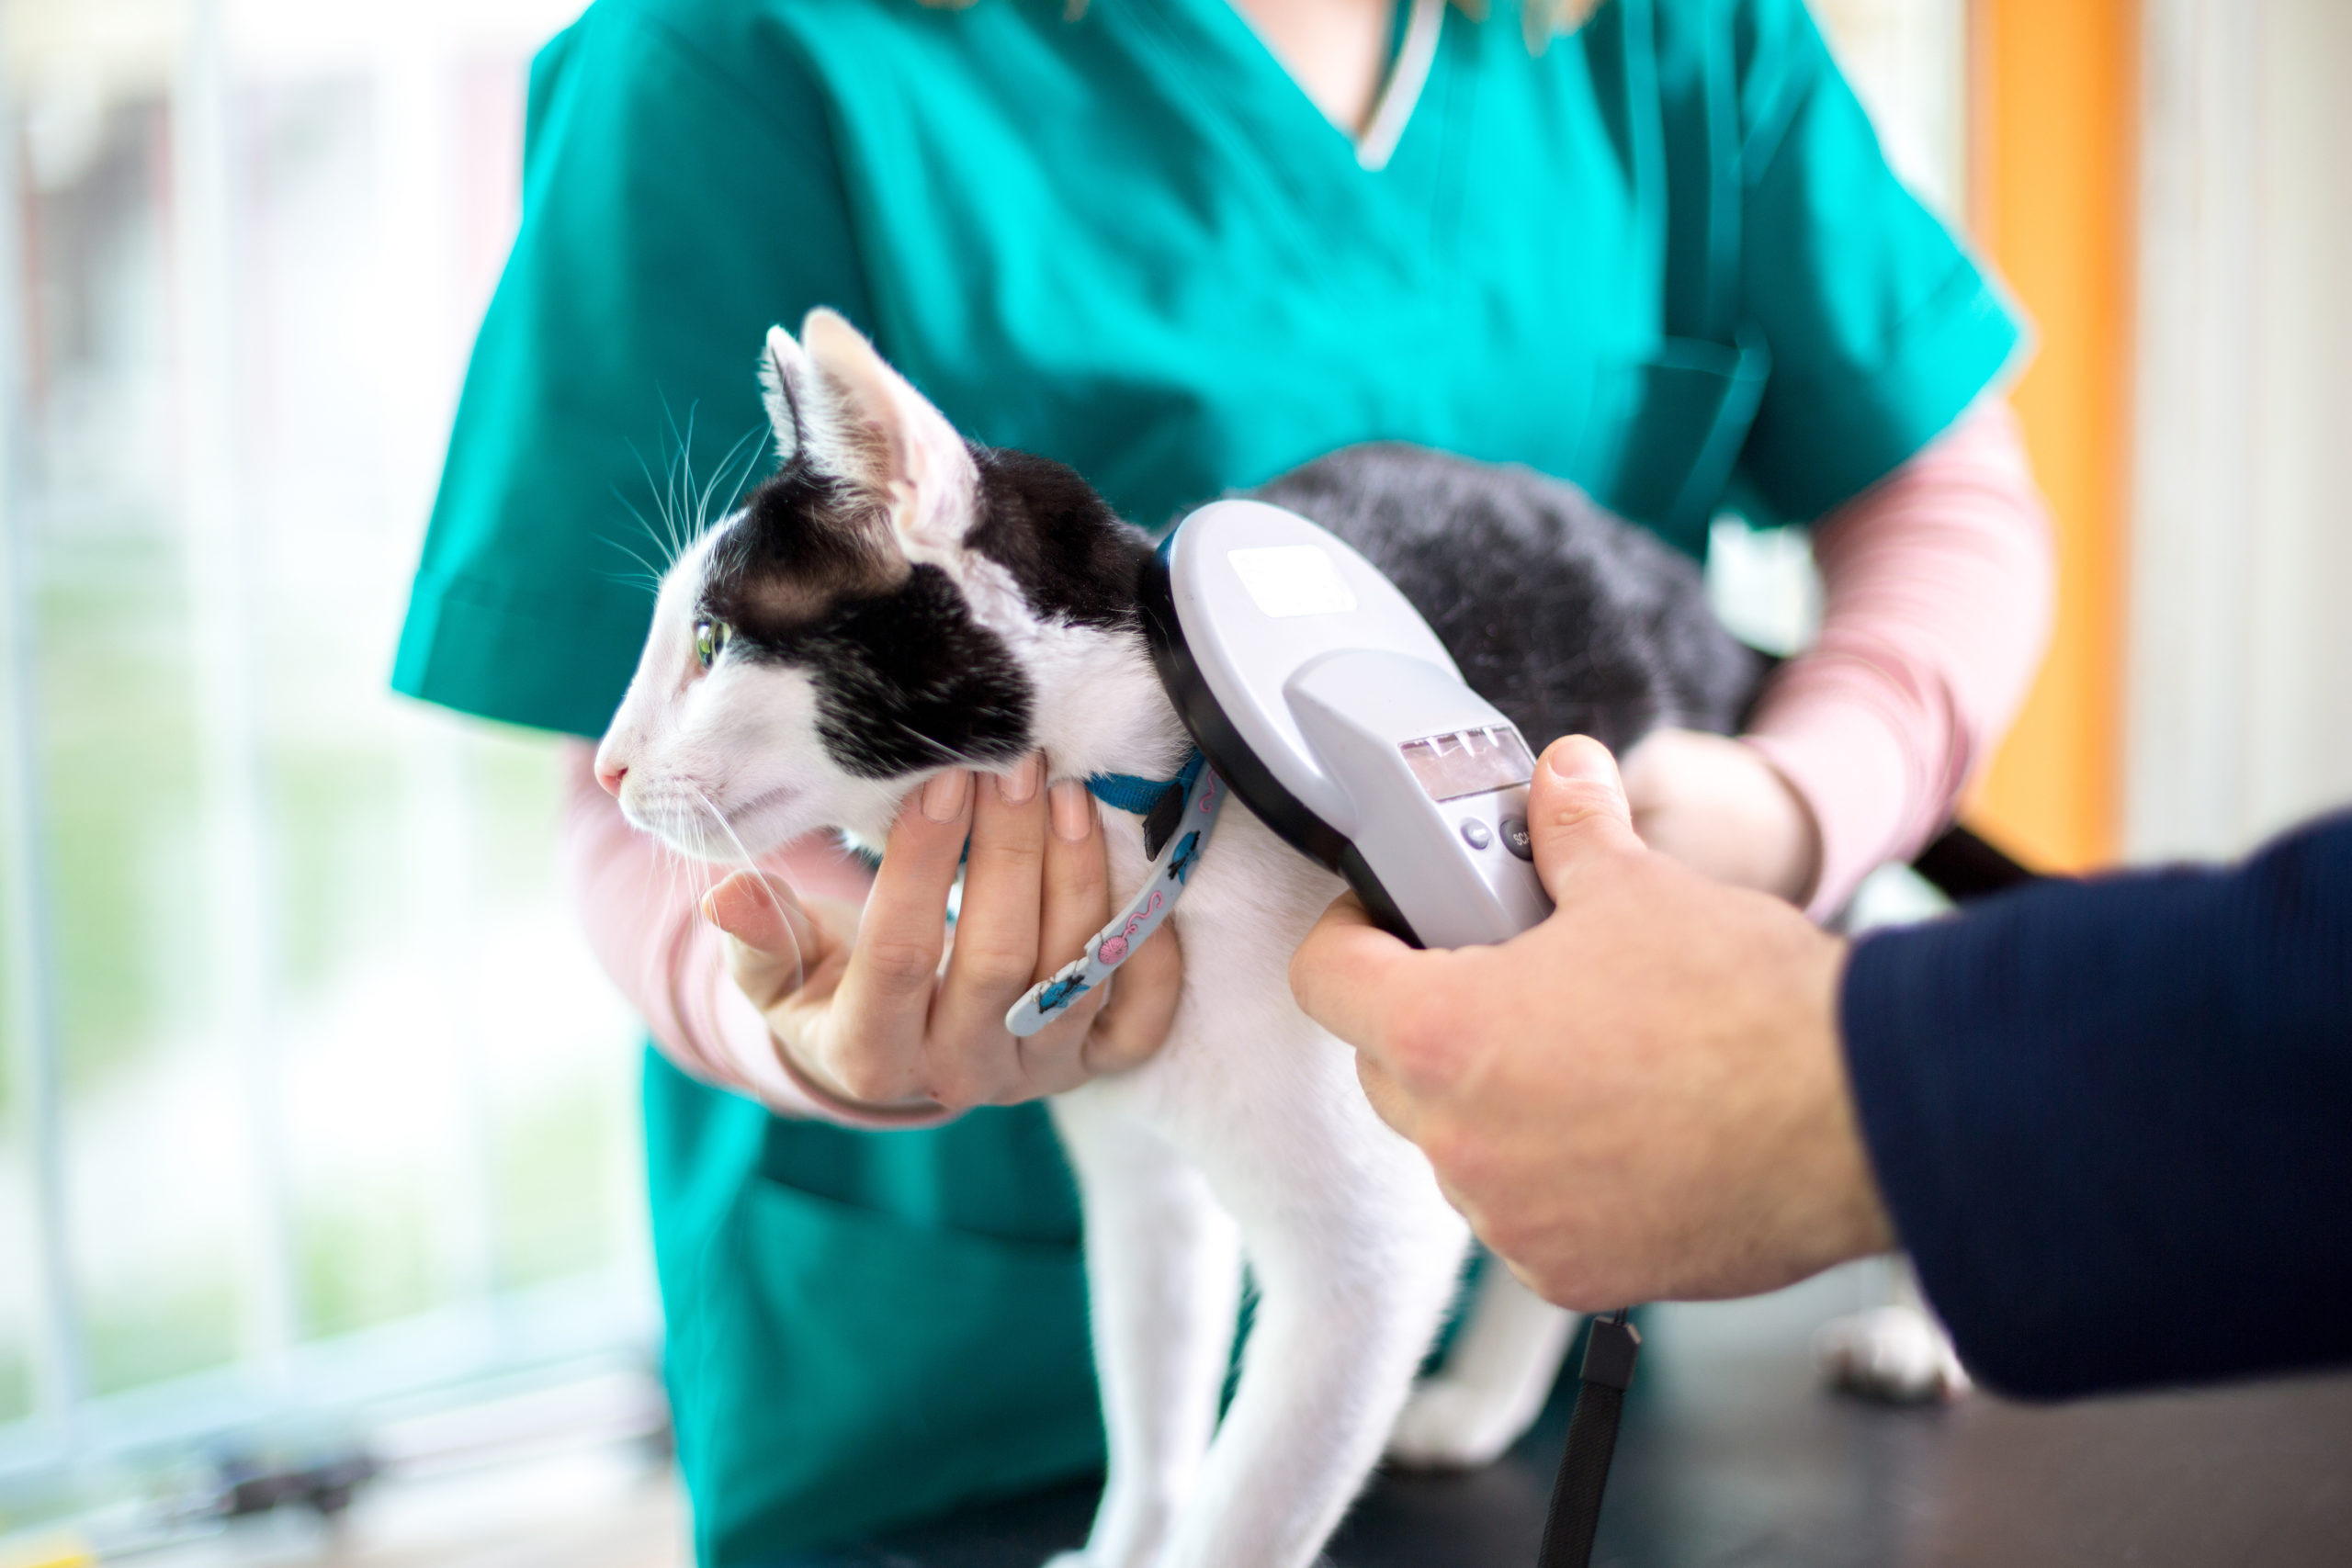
[694,618,730,670]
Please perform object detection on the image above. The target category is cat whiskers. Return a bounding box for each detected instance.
[623,443,685,572]
[640,803,709,940]
[643,404,772,558]
[607,412,772,604]
[876,714,973,770]
[694,423,767,540]
[662,401,771,536]
[690,783,805,996]
[613,474,685,581]
[597,531,672,597]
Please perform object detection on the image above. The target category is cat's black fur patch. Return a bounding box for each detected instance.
[964,446,1152,630]
[796,565,1035,778]
[1250,445,1763,750]
[704,465,883,606]
[703,478,1035,780]
[695,442,1164,782]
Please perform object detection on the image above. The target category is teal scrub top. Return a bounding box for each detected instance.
[393,0,2022,1558]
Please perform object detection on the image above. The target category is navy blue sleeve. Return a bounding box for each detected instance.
[1841,813,2352,1399]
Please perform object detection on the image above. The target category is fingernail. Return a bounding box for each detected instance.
[699,889,721,926]
[997,753,1041,805]
[922,768,971,823]
[1049,778,1095,842]
[1543,736,1615,785]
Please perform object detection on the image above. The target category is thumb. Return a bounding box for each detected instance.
[1528,735,1644,903]
[704,869,810,1008]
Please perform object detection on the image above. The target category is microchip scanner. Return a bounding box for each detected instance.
[1140,499,1554,949]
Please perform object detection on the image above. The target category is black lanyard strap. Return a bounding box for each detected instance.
[1537,1308,1643,1568]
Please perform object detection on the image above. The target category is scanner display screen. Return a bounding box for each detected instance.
[1399,726,1536,803]
[1228,545,1359,618]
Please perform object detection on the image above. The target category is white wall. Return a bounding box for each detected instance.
[1810,0,1971,219]
[2131,0,2352,861]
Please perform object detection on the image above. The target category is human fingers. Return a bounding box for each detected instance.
[1617,728,1715,866]
[1354,1052,1424,1143]
[820,773,973,1103]
[1616,727,1691,832]
[1035,777,1109,986]
[704,869,814,1012]
[1288,891,1419,1059]
[1080,921,1182,1077]
[1003,778,1125,1090]
[1614,728,1822,899]
[1526,736,1645,903]
[928,758,1053,1097]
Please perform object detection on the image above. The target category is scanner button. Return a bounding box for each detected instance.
[1458,819,1492,852]
[1500,817,1533,861]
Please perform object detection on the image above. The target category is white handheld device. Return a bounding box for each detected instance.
[1140,499,1553,948]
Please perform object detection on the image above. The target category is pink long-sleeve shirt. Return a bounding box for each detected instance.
[1744,403,2054,919]
[565,403,2053,1118]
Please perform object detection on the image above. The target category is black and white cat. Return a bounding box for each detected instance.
[596,310,1758,1568]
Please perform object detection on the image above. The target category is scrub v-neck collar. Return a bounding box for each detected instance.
[1143,0,1450,175]
[1358,0,1446,170]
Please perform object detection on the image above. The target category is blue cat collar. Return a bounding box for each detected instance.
[1006,752,1224,1037]
[1085,749,1206,819]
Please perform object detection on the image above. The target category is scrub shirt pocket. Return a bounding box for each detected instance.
[1596,325,1771,558]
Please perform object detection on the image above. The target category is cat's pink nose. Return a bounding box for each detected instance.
[597,761,628,796]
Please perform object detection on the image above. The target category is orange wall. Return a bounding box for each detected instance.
[1965,0,2137,872]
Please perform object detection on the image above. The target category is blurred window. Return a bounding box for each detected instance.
[0,0,648,1530]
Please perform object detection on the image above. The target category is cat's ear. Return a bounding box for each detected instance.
[797,307,978,556]
[759,324,809,469]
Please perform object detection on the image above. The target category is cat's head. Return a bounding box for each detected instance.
[594,309,1160,861]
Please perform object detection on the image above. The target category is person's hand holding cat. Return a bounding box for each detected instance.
[701,753,1182,1112]
[1620,728,1822,903]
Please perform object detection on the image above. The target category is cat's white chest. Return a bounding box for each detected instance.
[1079,801,1372,1147]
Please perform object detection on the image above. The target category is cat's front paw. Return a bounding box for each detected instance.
[1385,1378,1527,1471]
[1041,1553,1096,1568]
[1814,1304,1973,1404]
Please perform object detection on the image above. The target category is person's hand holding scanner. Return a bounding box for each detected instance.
[1290,736,1895,1309]
[702,757,1182,1112]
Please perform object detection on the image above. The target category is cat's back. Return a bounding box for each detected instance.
[1246,444,1761,752]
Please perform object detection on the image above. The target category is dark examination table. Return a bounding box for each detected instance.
[782,1265,2352,1568]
